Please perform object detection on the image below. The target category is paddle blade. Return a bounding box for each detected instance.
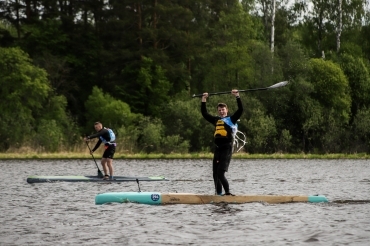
[267,81,288,89]
[98,169,104,178]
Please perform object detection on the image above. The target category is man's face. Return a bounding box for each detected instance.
[94,123,102,132]
[217,106,228,118]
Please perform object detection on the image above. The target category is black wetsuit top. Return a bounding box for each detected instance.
[87,128,115,152]
[201,97,243,146]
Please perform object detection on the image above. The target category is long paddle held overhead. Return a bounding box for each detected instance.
[192,81,288,98]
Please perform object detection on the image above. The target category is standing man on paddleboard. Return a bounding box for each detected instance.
[84,122,116,180]
[201,90,243,195]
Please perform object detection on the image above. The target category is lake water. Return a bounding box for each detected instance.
[0,159,369,245]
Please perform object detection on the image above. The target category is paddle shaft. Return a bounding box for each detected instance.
[85,141,103,177]
[136,178,141,192]
[192,81,288,98]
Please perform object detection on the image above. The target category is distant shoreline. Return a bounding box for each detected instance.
[1,152,369,159]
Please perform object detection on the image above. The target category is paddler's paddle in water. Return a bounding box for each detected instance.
[85,141,104,178]
[136,178,141,192]
[191,81,288,98]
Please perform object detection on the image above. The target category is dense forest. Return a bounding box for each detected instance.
[1,0,370,154]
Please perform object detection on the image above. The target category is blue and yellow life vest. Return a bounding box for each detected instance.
[214,117,238,140]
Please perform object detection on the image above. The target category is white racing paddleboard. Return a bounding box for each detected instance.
[27,175,169,183]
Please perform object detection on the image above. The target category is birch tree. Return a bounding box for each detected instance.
[297,0,366,55]
[271,0,276,53]
[336,0,342,52]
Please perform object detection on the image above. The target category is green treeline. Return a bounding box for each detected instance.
[1,0,370,154]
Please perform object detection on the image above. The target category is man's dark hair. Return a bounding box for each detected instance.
[217,103,228,108]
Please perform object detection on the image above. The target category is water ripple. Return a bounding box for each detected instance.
[0,159,369,245]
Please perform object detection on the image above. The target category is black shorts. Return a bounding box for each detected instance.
[102,144,116,159]
[212,143,232,172]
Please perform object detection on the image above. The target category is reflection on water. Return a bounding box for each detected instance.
[0,159,369,245]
